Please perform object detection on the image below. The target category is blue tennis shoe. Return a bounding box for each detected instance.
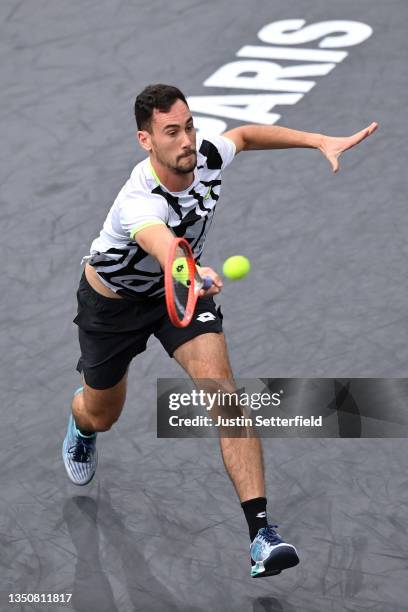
[250,524,299,578]
[62,388,98,486]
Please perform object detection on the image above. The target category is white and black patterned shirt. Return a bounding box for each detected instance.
[82,134,236,300]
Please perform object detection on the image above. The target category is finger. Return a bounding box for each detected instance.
[207,273,223,288]
[198,267,222,286]
[347,121,379,148]
[205,270,222,287]
[328,155,340,173]
[368,121,378,133]
[199,286,220,297]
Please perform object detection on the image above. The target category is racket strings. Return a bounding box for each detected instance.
[171,246,193,322]
[173,280,189,319]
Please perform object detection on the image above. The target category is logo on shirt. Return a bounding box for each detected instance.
[196,312,216,323]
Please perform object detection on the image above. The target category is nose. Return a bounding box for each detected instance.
[181,130,192,149]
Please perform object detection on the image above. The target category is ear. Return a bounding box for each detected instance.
[137,130,152,152]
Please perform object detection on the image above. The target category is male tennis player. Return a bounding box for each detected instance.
[63,84,377,578]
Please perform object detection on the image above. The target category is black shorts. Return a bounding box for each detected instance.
[73,271,223,390]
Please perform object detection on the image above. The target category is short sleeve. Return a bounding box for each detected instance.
[119,190,168,240]
[217,135,236,169]
[198,134,236,171]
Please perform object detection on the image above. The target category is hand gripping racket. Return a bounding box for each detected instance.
[165,237,213,327]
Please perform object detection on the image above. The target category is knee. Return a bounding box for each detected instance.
[84,400,124,432]
[89,413,119,432]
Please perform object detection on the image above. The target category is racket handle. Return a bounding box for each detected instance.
[202,276,213,290]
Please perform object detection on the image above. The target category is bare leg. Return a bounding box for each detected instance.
[72,369,129,432]
[218,436,265,502]
[173,333,265,502]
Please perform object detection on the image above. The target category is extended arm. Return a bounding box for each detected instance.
[135,223,175,270]
[223,121,378,173]
[135,224,222,296]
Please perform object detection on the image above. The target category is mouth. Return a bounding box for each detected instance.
[179,151,196,160]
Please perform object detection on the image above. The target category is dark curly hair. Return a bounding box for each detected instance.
[134,84,188,132]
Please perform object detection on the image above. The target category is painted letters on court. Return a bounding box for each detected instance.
[189,19,373,134]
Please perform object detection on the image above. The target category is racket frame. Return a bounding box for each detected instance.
[165,237,199,328]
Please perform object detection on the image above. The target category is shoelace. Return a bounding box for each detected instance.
[259,525,282,546]
[68,437,94,463]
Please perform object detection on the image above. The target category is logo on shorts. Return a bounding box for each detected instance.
[196,312,216,323]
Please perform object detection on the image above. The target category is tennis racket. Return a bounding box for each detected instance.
[165,237,213,327]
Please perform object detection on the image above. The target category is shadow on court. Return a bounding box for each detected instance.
[63,490,205,612]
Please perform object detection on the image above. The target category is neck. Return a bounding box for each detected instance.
[149,157,194,192]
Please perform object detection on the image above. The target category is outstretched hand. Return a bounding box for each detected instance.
[319,122,378,173]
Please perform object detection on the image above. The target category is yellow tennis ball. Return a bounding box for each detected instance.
[172,257,190,286]
[222,255,251,280]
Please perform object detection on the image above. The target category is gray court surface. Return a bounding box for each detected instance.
[1,0,407,610]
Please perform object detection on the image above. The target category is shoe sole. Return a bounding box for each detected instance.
[252,545,299,578]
